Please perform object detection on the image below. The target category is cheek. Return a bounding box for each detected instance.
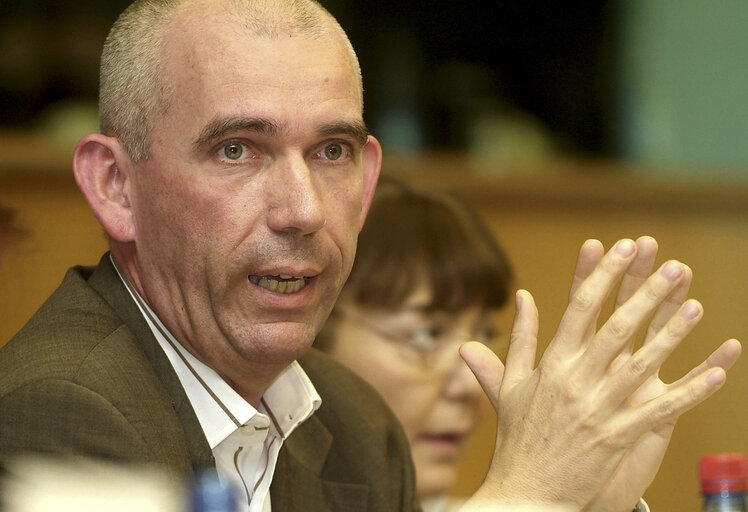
[135,172,237,243]
[328,335,436,437]
[376,378,437,440]
[326,176,364,231]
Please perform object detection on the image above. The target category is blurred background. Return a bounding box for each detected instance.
[2,0,748,178]
[1,1,747,510]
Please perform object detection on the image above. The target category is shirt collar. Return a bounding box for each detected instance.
[110,256,321,448]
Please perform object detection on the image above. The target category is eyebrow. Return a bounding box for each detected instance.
[194,116,279,149]
[317,120,370,147]
[193,116,370,151]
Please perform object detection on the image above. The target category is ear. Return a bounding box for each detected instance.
[73,134,135,242]
[358,135,382,231]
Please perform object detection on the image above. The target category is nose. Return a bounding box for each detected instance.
[266,154,326,235]
[442,347,484,402]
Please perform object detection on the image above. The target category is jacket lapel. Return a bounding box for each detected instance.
[86,254,371,510]
[87,254,215,474]
[271,414,369,512]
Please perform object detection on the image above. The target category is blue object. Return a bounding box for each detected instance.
[190,470,239,512]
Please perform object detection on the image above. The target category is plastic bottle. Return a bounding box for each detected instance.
[700,453,747,512]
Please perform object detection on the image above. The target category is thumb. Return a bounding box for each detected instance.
[460,341,504,411]
[501,289,539,389]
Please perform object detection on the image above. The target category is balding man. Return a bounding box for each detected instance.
[0,1,740,511]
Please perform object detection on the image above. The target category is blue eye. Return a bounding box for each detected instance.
[223,143,243,160]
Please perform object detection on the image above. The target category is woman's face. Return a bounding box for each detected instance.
[324,285,503,499]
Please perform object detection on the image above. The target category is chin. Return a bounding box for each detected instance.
[415,464,458,500]
[232,323,317,364]
[417,480,454,504]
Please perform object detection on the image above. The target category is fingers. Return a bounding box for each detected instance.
[614,236,659,311]
[460,290,539,411]
[605,298,703,404]
[569,239,605,301]
[644,264,692,345]
[671,338,742,387]
[501,290,539,390]
[583,260,688,379]
[551,239,638,357]
[569,239,605,343]
[618,363,727,440]
[460,341,504,411]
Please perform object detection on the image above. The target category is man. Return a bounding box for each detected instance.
[0,1,741,511]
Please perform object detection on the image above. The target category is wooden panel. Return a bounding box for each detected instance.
[1,145,746,510]
[0,173,108,343]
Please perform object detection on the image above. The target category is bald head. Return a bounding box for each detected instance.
[99,0,362,161]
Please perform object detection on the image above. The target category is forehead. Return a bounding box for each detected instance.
[157,6,363,134]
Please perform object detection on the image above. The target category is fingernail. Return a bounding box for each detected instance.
[515,290,523,312]
[662,261,684,281]
[680,300,701,320]
[615,239,635,257]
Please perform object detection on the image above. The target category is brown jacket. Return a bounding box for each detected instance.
[0,255,420,511]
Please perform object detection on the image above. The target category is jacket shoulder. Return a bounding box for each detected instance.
[0,264,121,387]
[0,263,195,474]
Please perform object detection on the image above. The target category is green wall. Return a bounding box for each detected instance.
[616,0,748,180]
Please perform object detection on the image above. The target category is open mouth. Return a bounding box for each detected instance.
[423,433,463,444]
[248,274,310,294]
[416,432,467,458]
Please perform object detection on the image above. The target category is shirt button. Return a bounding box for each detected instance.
[240,414,271,436]
[250,414,270,429]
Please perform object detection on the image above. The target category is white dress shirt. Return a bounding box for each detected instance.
[113,259,321,512]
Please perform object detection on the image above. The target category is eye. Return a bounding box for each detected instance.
[320,143,346,161]
[223,143,244,160]
[408,327,441,352]
[474,326,495,343]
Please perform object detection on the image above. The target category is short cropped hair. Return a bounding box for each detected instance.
[338,177,513,313]
[99,0,362,162]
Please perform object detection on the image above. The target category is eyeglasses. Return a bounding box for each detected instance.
[333,306,505,374]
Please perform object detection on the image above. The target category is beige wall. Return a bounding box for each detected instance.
[0,173,107,343]
[393,156,748,511]
[2,152,746,510]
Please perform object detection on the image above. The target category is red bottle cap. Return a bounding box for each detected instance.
[700,453,747,494]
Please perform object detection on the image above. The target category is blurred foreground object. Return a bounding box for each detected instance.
[700,453,747,512]
[190,470,239,512]
[2,456,185,512]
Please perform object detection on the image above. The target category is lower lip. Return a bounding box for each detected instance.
[417,435,464,458]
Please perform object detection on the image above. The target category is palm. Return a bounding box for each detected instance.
[462,237,741,512]
[590,339,741,511]
[588,375,672,511]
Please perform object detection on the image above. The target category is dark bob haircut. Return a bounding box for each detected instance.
[338,176,513,312]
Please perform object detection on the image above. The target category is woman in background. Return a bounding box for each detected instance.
[316,177,513,512]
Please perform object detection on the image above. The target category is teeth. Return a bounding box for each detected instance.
[259,277,279,292]
[248,275,309,294]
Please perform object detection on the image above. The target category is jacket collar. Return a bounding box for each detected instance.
[86,253,215,474]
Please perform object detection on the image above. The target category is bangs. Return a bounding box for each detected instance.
[341,179,513,312]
